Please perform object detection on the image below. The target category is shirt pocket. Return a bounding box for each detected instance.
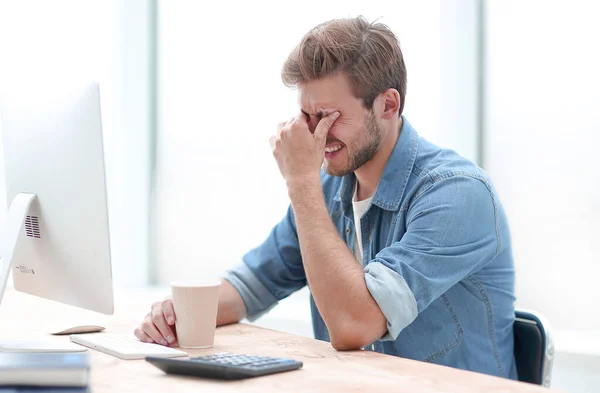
[395,294,464,362]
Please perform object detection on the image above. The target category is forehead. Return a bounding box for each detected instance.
[297,73,359,114]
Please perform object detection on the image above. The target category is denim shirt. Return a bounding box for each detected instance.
[225,117,517,379]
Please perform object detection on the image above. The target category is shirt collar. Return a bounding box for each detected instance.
[334,116,419,211]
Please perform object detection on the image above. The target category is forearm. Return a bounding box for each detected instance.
[289,181,386,349]
[216,279,247,326]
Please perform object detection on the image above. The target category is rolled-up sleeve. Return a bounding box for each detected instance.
[364,175,500,341]
[365,262,418,340]
[224,206,306,321]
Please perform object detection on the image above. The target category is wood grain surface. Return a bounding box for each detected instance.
[0,288,560,393]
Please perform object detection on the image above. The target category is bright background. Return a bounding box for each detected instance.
[0,1,598,391]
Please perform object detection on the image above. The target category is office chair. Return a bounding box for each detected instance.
[513,309,554,387]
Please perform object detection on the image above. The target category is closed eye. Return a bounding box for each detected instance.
[301,110,325,122]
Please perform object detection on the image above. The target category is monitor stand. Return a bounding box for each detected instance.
[0,193,86,352]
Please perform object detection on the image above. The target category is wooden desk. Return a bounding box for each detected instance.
[0,289,557,393]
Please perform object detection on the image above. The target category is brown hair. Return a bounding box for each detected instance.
[281,16,407,115]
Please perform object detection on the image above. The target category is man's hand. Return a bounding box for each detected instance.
[134,297,177,346]
[133,281,247,346]
[269,111,339,188]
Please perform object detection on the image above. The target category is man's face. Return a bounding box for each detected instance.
[299,73,384,177]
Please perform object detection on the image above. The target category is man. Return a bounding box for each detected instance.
[135,16,517,379]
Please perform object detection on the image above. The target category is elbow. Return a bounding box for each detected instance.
[329,324,372,351]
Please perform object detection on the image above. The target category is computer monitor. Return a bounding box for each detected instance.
[0,80,114,316]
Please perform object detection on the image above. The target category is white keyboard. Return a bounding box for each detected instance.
[70,334,188,360]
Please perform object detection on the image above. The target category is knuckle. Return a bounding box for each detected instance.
[142,321,153,331]
[151,313,163,323]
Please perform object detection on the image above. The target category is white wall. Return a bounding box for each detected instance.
[484,0,600,331]
[485,2,600,391]
[0,0,113,284]
[155,0,444,286]
[0,0,151,289]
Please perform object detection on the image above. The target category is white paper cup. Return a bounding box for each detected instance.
[170,280,221,348]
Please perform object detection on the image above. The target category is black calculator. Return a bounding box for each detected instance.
[146,352,303,380]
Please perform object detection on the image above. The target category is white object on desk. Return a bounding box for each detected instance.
[70,333,188,360]
[0,80,114,315]
[0,80,114,352]
[50,324,106,335]
[46,311,109,336]
[0,352,89,387]
[0,338,88,353]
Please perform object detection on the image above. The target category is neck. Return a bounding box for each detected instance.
[354,117,402,201]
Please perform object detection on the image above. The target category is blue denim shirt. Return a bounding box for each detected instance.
[226,117,517,379]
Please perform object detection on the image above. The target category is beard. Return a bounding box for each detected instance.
[324,112,384,177]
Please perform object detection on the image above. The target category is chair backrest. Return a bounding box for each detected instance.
[513,309,554,386]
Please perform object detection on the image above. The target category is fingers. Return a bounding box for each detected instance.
[277,111,337,143]
[134,326,153,343]
[132,300,177,346]
[273,112,314,150]
[293,112,307,125]
[151,301,176,345]
[277,113,308,139]
[273,118,289,151]
[314,111,340,142]
[277,121,287,133]
[139,313,166,345]
[162,298,176,326]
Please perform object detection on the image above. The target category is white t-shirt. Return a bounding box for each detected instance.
[352,182,373,264]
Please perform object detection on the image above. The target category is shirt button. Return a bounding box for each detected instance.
[346,228,351,234]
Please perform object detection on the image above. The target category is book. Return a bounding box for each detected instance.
[0,352,89,387]
[0,388,88,392]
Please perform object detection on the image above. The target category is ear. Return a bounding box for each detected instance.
[374,88,401,120]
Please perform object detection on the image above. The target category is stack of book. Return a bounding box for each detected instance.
[0,352,89,392]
